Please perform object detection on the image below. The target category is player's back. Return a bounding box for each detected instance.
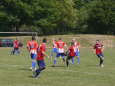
[94,43,103,54]
[27,40,38,50]
[56,40,65,49]
[14,40,19,48]
[69,46,76,56]
[37,43,46,60]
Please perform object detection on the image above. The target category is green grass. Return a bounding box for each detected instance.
[0,47,115,86]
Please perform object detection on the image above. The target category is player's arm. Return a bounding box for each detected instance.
[41,46,49,58]
[78,43,80,48]
[101,45,104,52]
[27,46,30,52]
[42,51,49,58]
[27,43,30,52]
[64,43,68,51]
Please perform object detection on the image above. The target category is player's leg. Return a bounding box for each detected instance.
[51,48,57,60]
[10,48,14,55]
[34,60,46,78]
[66,56,71,67]
[50,48,54,58]
[53,53,60,66]
[15,48,20,54]
[12,48,15,54]
[99,54,104,67]
[71,57,74,64]
[31,53,37,71]
[61,53,65,62]
[17,48,20,54]
[76,52,80,64]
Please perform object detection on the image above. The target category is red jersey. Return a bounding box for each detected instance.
[56,40,66,53]
[69,46,76,56]
[27,40,38,54]
[36,43,46,60]
[56,40,66,49]
[13,40,19,48]
[74,42,80,52]
[94,43,103,54]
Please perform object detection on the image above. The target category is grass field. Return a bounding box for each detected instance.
[0,46,115,86]
[0,35,115,86]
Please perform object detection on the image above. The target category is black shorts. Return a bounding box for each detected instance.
[66,56,73,60]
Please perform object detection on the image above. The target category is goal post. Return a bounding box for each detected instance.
[0,32,39,47]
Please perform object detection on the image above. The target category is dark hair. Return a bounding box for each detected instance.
[43,38,47,43]
[96,40,100,42]
[32,36,36,40]
[59,38,62,40]
[71,42,74,45]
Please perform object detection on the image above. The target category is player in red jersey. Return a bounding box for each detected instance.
[33,38,49,78]
[72,39,80,64]
[11,38,20,55]
[66,42,76,67]
[27,36,39,71]
[94,40,104,67]
[53,38,67,66]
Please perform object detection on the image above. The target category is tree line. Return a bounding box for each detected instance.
[0,0,115,35]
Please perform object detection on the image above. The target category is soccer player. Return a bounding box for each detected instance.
[53,38,67,66]
[33,38,49,78]
[71,39,80,64]
[66,42,76,67]
[11,38,20,55]
[93,40,104,67]
[27,36,39,71]
[50,39,57,60]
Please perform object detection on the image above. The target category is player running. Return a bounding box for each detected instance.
[53,38,67,66]
[11,38,20,55]
[93,40,104,67]
[33,38,49,78]
[72,39,80,64]
[27,36,39,71]
[66,42,76,67]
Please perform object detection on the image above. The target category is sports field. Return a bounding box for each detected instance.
[0,35,115,86]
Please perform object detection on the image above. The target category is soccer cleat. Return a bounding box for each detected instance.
[77,63,80,65]
[100,64,104,68]
[30,67,32,70]
[33,71,40,78]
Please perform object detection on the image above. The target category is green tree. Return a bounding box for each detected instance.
[74,0,115,34]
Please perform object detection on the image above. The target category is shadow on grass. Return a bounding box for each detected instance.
[49,65,66,68]
[18,68,31,71]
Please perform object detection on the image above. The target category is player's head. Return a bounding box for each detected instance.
[72,38,76,42]
[32,36,36,40]
[43,38,47,43]
[96,40,100,43]
[59,38,62,40]
[52,38,56,41]
[71,42,74,46]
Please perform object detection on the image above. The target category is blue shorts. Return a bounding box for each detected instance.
[31,53,37,59]
[37,60,46,68]
[52,48,57,53]
[76,52,80,56]
[56,53,65,57]
[97,53,104,58]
